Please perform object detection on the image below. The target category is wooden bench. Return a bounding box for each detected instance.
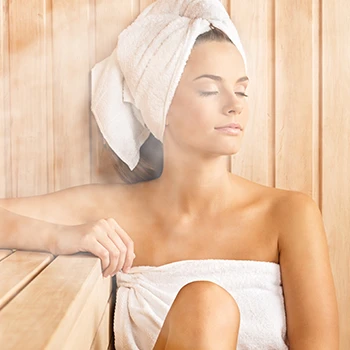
[0,249,116,349]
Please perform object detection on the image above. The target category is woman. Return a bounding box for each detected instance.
[0,1,338,349]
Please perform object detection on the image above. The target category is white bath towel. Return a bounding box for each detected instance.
[91,0,248,171]
[114,259,289,349]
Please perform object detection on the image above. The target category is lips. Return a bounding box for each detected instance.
[215,122,242,130]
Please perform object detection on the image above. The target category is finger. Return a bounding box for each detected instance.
[107,233,130,276]
[101,219,130,274]
[97,233,126,277]
[106,218,135,273]
[87,240,110,273]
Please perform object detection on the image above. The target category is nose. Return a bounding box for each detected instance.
[225,92,244,115]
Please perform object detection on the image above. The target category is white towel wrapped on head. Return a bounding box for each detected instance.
[91,0,248,171]
[115,259,289,349]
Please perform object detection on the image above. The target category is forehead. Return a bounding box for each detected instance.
[184,41,246,80]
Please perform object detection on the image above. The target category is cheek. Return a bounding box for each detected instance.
[179,103,214,135]
[170,94,210,127]
[241,103,249,123]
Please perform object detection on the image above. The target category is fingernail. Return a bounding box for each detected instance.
[125,267,130,273]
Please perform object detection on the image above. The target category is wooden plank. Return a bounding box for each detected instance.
[229,0,270,186]
[310,0,321,204]
[0,253,104,349]
[322,0,350,348]
[0,249,14,261]
[275,0,315,195]
[89,295,114,350]
[267,0,276,188]
[90,279,116,350]
[62,271,113,349]
[8,0,49,196]
[0,0,11,198]
[45,0,55,194]
[51,0,91,190]
[0,250,54,310]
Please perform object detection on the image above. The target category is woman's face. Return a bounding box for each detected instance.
[164,40,249,157]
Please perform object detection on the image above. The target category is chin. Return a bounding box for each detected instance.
[216,146,241,156]
[218,141,242,154]
[227,149,241,156]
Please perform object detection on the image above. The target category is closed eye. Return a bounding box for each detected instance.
[199,91,248,97]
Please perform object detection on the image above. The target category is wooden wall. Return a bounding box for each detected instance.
[0,0,349,348]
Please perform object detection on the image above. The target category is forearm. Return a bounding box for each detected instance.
[0,206,61,254]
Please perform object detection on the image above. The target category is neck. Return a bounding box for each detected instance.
[148,155,239,220]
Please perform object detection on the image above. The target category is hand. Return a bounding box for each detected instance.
[53,218,136,277]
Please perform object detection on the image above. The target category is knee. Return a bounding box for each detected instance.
[173,280,240,322]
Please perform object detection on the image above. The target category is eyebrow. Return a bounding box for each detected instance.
[193,74,249,83]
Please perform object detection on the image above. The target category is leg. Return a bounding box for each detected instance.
[153,280,240,350]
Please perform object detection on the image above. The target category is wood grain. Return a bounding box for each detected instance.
[322,1,350,348]
[0,0,10,198]
[275,0,314,195]
[62,269,113,349]
[0,250,54,310]
[0,253,107,349]
[51,0,91,190]
[90,287,116,350]
[8,0,49,196]
[0,248,14,261]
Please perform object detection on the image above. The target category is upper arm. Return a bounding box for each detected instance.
[277,191,339,349]
[0,184,106,226]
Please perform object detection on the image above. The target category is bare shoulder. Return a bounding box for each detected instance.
[271,188,322,233]
[236,177,321,238]
[235,175,301,210]
[243,176,317,218]
[271,188,330,269]
[274,187,316,208]
[242,181,330,264]
[264,186,324,244]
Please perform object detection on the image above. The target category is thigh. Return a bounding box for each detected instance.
[152,280,240,350]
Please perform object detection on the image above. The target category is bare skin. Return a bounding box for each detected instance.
[0,39,338,348]
[152,281,241,350]
[97,175,281,269]
[84,39,338,349]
